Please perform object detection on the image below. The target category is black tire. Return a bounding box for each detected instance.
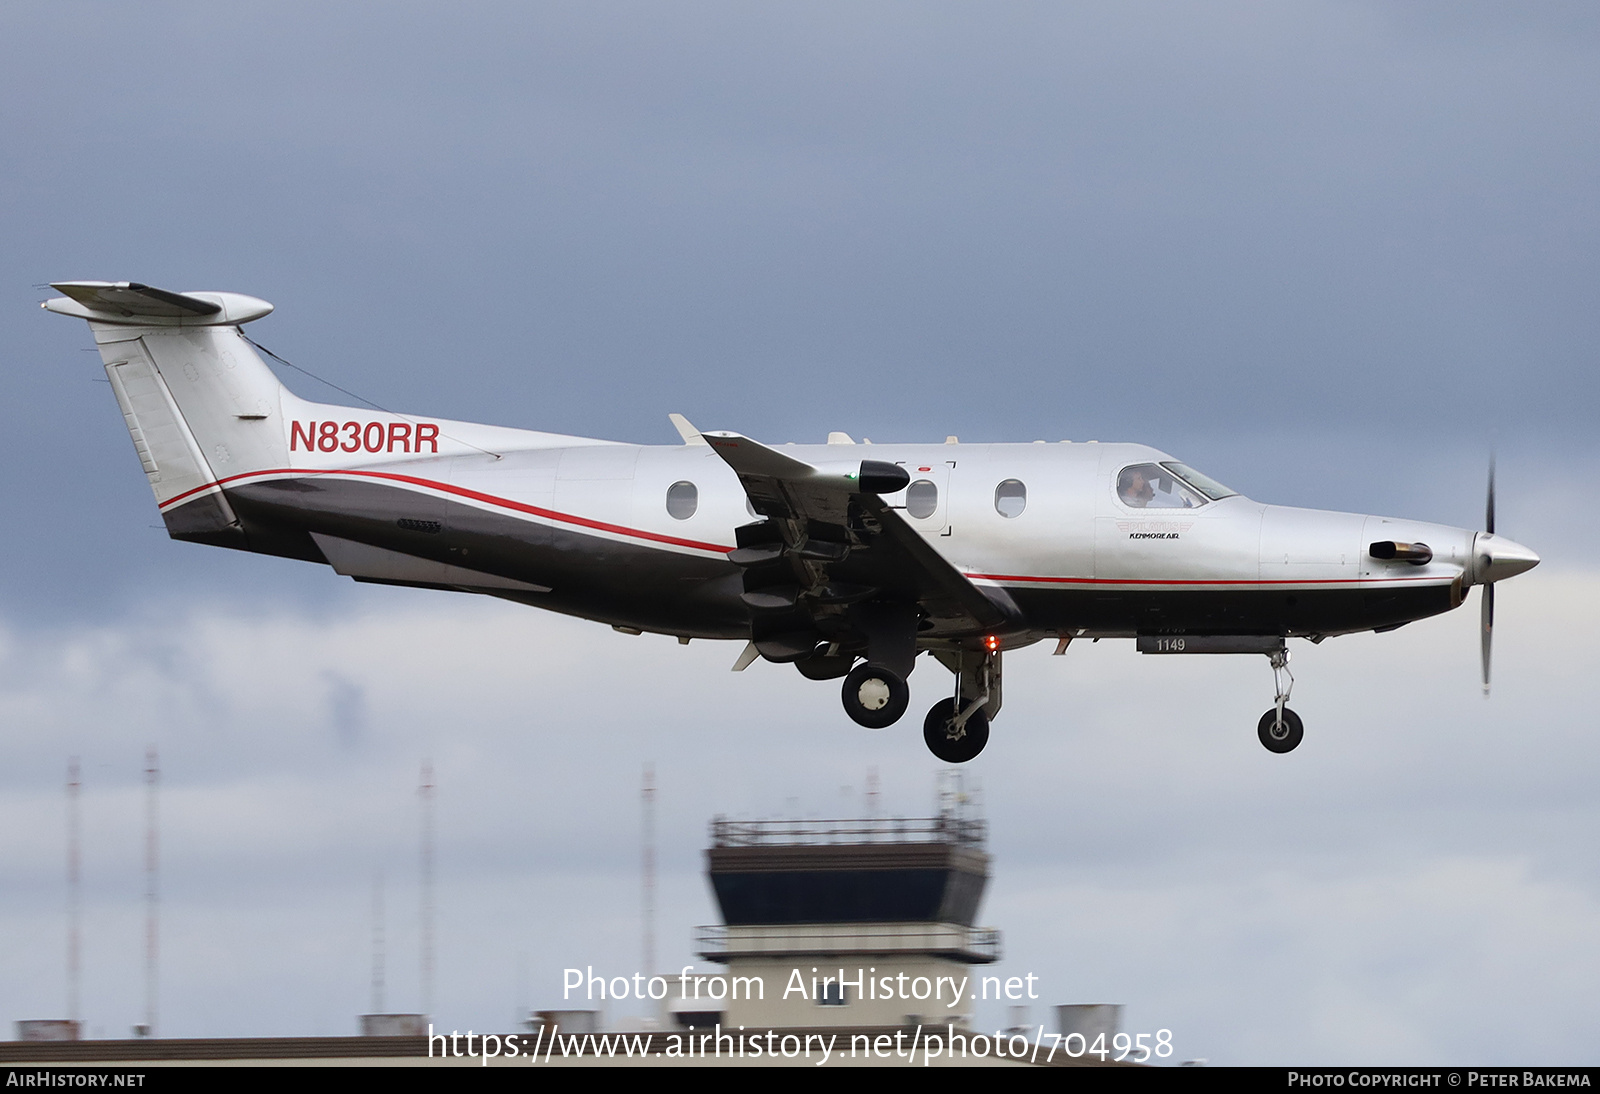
[1257,707,1304,753]
[841,663,910,729]
[922,697,990,763]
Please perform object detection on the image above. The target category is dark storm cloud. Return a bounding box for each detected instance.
[7,8,1597,426]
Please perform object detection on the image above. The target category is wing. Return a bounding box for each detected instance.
[704,431,1009,660]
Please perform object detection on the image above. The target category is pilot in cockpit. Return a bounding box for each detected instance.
[1118,466,1156,508]
[1119,463,1201,509]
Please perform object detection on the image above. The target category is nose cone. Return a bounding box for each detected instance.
[1473,533,1540,584]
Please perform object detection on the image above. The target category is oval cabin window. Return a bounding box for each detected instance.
[906,479,938,519]
[994,479,1027,518]
[666,480,698,520]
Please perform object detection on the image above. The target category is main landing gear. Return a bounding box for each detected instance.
[1258,644,1302,754]
[841,662,910,730]
[922,645,1000,764]
[838,643,1002,764]
[923,698,989,764]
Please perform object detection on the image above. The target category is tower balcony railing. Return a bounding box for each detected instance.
[709,814,986,848]
[695,922,1002,964]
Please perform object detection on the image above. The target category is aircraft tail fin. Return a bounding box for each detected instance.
[44,282,292,549]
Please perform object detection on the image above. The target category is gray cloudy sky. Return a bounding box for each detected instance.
[0,2,1596,1065]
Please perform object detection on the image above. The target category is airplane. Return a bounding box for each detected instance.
[43,281,1540,763]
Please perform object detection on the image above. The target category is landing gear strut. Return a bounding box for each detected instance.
[1257,643,1303,753]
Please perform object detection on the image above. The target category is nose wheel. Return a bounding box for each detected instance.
[1258,643,1303,753]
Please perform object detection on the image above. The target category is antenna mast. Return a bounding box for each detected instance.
[642,762,656,978]
[419,762,434,1019]
[67,757,81,1031]
[144,746,159,1037]
[371,871,385,1015]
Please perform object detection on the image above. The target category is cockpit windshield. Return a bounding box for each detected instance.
[1116,462,1238,509]
[1160,461,1237,501]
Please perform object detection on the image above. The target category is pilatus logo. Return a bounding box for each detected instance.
[1118,520,1193,540]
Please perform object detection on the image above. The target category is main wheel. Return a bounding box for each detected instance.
[841,663,910,729]
[1257,707,1304,753]
[922,697,990,763]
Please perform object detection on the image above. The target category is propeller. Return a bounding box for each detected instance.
[1468,453,1538,697]
[1481,454,1494,696]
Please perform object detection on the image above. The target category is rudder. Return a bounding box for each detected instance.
[46,282,292,549]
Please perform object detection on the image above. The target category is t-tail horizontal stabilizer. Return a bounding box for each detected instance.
[43,281,273,326]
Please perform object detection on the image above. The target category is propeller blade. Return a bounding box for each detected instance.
[1480,581,1494,696]
[1485,453,1496,535]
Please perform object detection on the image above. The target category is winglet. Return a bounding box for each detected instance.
[702,431,818,478]
[668,413,709,446]
[710,430,863,525]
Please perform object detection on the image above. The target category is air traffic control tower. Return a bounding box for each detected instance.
[694,805,1000,1029]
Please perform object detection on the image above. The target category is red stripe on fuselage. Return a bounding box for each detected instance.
[158,468,733,554]
[162,472,1453,589]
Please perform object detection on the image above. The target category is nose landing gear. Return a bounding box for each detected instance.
[1258,707,1303,753]
[1257,644,1302,753]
